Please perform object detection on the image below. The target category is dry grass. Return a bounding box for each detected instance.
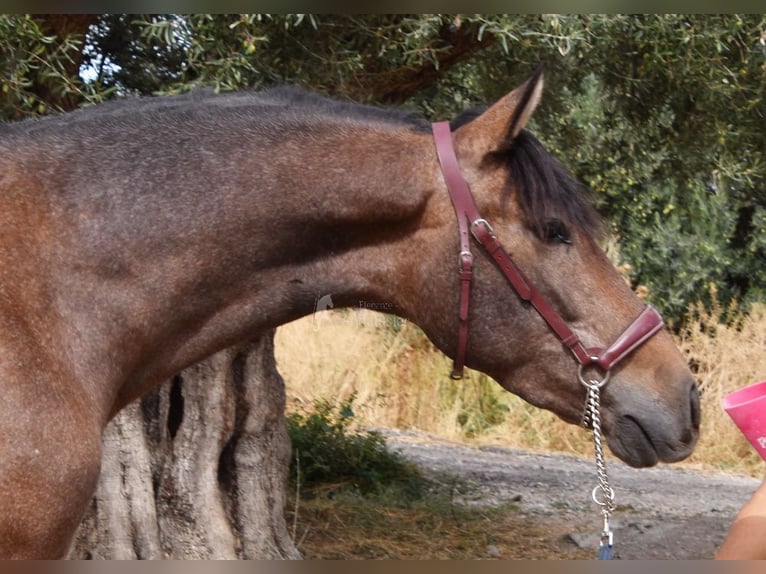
[276,302,766,478]
[678,300,766,476]
[285,487,591,560]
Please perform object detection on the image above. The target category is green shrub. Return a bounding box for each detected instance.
[287,396,423,496]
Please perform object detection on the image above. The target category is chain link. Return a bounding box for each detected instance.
[582,380,616,558]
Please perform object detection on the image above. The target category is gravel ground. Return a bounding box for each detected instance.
[381,429,762,560]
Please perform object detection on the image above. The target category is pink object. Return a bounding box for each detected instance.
[723,381,766,460]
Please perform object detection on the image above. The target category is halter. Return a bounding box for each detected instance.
[432,120,665,560]
[431,121,663,381]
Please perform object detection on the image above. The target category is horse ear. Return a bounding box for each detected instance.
[454,67,544,158]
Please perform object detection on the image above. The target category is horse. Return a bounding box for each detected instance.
[0,70,699,558]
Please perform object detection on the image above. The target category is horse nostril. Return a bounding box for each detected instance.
[689,381,701,430]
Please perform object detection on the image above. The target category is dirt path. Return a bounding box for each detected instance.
[382,429,761,560]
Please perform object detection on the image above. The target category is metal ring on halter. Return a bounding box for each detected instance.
[592,485,616,508]
[578,358,611,390]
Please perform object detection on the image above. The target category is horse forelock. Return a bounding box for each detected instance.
[496,130,604,241]
[447,108,603,241]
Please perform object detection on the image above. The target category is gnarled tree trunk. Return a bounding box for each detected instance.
[70,331,300,559]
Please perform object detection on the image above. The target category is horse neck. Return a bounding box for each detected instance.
[46,120,440,412]
[241,124,438,317]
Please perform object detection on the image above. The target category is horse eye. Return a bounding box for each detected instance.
[544,219,572,245]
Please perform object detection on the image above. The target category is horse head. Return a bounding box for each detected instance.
[413,71,699,468]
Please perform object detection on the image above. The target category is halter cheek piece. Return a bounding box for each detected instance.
[431,121,664,382]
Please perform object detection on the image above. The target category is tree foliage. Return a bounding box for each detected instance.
[0,14,103,117]
[2,13,764,322]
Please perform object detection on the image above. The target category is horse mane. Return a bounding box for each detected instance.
[1,85,431,137]
[2,86,602,241]
[259,86,431,130]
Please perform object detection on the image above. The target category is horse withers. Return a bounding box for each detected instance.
[0,71,699,558]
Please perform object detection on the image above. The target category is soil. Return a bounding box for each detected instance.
[381,429,762,560]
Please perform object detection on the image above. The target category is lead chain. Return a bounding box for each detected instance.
[582,382,616,560]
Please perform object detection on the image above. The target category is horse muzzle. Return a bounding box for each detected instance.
[603,376,700,468]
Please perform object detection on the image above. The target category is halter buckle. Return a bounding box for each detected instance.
[470,218,495,240]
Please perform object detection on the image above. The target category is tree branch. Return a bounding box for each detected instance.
[351,20,495,104]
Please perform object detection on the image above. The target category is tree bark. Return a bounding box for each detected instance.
[69,331,300,559]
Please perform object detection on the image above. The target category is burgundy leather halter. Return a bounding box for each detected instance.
[432,121,664,382]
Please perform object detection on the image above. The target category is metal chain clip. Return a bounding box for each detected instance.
[581,377,616,560]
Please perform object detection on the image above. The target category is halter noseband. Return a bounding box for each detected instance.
[432,121,664,381]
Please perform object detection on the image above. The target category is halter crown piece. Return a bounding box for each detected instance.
[432,120,666,560]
